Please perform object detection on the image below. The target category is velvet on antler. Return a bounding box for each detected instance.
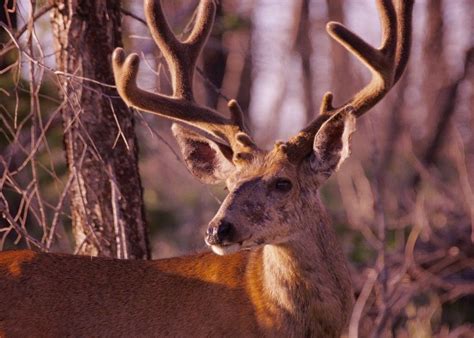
[112,0,254,157]
[285,0,414,163]
[112,0,413,166]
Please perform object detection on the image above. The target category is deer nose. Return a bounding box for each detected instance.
[206,220,235,245]
[217,220,234,240]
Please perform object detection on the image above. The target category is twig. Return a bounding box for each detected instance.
[0,195,44,249]
[349,269,378,338]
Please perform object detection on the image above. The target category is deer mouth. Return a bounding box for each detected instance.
[210,243,241,256]
[209,236,254,256]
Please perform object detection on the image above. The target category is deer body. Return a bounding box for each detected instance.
[0,0,413,335]
[1,202,351,337]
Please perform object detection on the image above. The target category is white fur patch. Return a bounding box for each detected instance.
[311,110,357,175]
[207,141,236,180]
[210,243,241,256]
[337,112,356,170]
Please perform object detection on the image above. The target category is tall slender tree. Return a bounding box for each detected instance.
[51,0,150,258]
[326,0,352,105]
[295,0,315,123]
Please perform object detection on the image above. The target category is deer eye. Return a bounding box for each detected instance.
[274,178,293,193]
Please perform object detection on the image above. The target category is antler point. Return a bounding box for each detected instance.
[112,48,125,64]
[125,53,140,68]
[326,21,341,34]
[227,99,238,108]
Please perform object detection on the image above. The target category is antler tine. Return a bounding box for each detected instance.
[112,0,252,153]
[144,0,215,100]
[285,0,413,163]
[394,0,413,83]
[185,0,217,53]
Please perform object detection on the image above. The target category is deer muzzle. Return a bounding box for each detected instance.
[205,220,242,255]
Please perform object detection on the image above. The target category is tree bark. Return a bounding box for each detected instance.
[295,0,315,123]
[326,0,352,106]
[51,0,150,259]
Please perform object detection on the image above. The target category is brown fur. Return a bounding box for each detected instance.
[0,138,354,337]
[0,0,415,335]
[0,207,352,337]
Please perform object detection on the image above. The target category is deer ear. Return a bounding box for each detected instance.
[310,108,356,179]
[172,124,235,184]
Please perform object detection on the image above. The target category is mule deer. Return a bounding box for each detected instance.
[0,0,413,336]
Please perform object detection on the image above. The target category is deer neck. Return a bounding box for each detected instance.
[257,206,353,334]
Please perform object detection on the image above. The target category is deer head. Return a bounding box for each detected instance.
[112,0,413,255]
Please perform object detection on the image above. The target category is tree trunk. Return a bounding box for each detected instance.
[326,0,352,106]
[295,0,315,123]
[51,0,150,259]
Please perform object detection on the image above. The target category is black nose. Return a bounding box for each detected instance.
[206,220,235,244]
[217,220,234,241]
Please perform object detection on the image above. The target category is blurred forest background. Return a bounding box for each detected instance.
[0,0,473,336]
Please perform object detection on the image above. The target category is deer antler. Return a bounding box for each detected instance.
[112,0,253,155]
[286,0,414,163]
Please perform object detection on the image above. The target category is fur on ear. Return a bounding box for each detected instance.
[171,124,235,184]
[310,107,356,179]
